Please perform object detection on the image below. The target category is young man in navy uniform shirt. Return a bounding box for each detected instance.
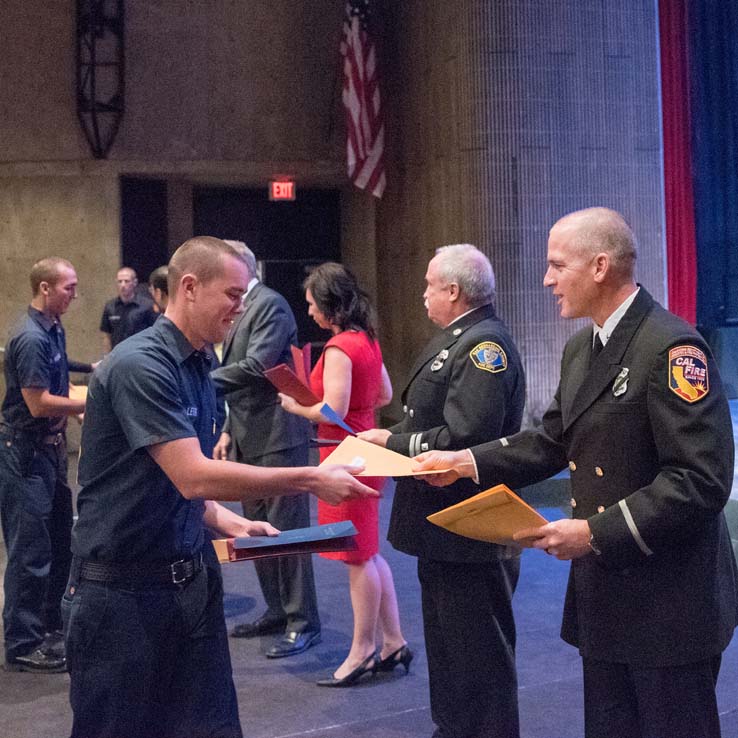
[65,237,377,738]
[415,208,738,738]
[360,244,526,738]
[0,257,90,673]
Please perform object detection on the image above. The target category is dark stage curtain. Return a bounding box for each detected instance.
[688,1,738,328]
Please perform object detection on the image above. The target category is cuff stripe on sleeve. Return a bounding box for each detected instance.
[618,499,653,556]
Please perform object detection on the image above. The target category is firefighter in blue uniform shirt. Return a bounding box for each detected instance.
[64,236,377,738]
[360,244,526,738]
[0,257,90,673]
[415,208,738,738]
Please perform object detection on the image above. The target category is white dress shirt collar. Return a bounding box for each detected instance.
[594,287,640,346]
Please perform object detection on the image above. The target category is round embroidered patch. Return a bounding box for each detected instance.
[668,345,709,403]
[469,342,507,373]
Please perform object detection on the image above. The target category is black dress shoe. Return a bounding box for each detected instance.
[316,651,379,687]
[377,644,413,674]
[41,630,65,659]
[230,616,286,639]
[265,629,321,658]
[5,648,67,674]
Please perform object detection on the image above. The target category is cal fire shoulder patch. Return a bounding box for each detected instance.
[668,345,709,403]
[470,341,507,374]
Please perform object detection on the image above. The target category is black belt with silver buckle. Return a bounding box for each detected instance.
[0,423,63,446]
[78,553,204,586]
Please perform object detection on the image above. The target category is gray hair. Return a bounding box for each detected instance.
[223,240,257,278]
[556,207,637,279]
[434,244,496,308]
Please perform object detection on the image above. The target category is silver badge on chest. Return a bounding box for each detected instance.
[612,367,629,397]
[430,349,449,372]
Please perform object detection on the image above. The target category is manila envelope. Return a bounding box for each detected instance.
[427,484,547,545]
[68,384,88,402]
[320,435,449,477]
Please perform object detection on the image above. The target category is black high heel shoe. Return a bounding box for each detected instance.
[377,644,413,674]
[316,650,379,687]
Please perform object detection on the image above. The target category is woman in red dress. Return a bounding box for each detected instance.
[280,263,412,686]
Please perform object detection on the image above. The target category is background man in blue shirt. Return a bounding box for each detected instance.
[0,257,88,673]
[99,266,156,352]
[65,236,376,738]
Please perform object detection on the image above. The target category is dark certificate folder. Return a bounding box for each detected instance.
[212,521,358,563]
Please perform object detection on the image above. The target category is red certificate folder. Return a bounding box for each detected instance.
[263,364,320,406]
[291,344,311,386]
[212,521,358,563]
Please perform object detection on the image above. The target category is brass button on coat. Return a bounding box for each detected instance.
[595,466,604,477]
[570,498,577,508]
[568,461,577,472]
[597,505,605,513]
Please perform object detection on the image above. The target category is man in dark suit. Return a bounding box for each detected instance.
[359,244,526,738]
[211,242,321,659]
[415,208,738,738]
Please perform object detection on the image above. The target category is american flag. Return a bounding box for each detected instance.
[340,0,386,198]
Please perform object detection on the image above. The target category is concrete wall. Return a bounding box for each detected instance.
[376,0,665,422]
[0,175,120,362]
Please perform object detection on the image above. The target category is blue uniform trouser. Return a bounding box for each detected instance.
[0,429,72,660]
[63,555,243,738]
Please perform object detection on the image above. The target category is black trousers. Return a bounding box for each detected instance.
[582,655,723,738]
[0,431,72,659]
[419,557,521,738]
[240,444,320,633]
[64,562,241,738]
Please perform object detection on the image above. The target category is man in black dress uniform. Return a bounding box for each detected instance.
[360,244,526,738]
[415,208,738,738]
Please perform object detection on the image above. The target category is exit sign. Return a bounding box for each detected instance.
[269,180,296,201]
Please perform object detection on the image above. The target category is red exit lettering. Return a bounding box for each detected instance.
[269,181,296,201]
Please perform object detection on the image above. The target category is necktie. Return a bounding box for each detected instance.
[589,333,604,368]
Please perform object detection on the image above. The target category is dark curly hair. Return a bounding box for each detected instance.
[303,262,377,340]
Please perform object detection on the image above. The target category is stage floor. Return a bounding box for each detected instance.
[1,403,737,737]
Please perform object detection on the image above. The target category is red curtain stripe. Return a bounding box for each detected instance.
[659,0,698,324]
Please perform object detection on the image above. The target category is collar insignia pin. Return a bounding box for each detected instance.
[431,349,448,372]
[612,367,629,397]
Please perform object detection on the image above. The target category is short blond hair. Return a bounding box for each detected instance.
[30,257,74,296]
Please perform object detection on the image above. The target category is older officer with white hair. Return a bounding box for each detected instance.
[360,243,526,738]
